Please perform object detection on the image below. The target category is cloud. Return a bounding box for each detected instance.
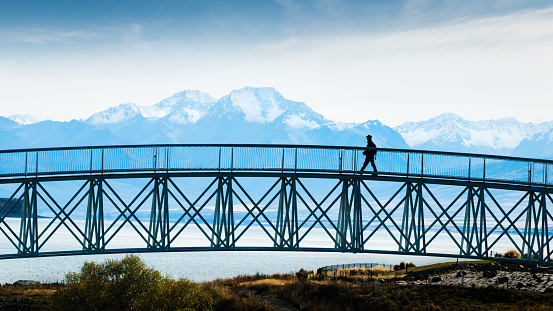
[0,28,102,44]
[239,6,553,125]
[0,22,147,45]
[1,4,552,126]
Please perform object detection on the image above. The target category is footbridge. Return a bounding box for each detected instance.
[0,144,552,263]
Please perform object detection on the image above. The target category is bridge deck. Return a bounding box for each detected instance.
[0,144,552,264]
[0,144,552,187]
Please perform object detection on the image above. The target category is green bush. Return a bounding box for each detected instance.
[51,254,213,311]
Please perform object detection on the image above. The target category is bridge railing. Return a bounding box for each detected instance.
[0,144,552,187]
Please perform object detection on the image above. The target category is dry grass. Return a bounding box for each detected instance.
[23,289,57,296]
[205,265,553,311]
[239,279,289,287]
[400,260,492,274]
[370,265,394,273]
[0,283,61,309]
[335,265,393,275]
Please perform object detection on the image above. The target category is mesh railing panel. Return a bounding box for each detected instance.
[0,145,551,187]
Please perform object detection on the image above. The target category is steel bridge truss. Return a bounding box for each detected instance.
[1,173,552,263]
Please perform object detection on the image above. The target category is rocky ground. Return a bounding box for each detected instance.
[397,262,553,292]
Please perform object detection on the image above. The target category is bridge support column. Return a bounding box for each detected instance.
[84,179,104,251]
[212,176,234,248]
[19,181,38,255]
[149,177,170,249]
[274,177,298,248]
[335,178,363,251]
[399,182,425,253]
[522,191,548,261]
[461,186,488,257]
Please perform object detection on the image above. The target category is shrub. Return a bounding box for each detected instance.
[296,268,311,281]
[394,261,406,271]
[51,254,213,311]
[394,262,415,271]
[503,249,521,259]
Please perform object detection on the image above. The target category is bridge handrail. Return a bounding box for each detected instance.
[1,143,552,164]
[0,144,551,187]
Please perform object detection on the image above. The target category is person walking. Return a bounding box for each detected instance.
[360,135,377,175]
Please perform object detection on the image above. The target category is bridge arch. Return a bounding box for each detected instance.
[0,144,552,264]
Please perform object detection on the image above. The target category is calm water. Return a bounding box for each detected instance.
[0,250,449,284]
[0,219,463,284]
[0,215,516,284]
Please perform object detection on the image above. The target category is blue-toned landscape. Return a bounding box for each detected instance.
[2,1,553,310]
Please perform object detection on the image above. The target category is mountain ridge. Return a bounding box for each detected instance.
[2,87,552,159]
[395,113,553,157]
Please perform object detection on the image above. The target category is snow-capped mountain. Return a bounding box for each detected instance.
[3,87,553,159]
[140,90,216,123]
[8,114,42,125]
[86,90,217,126]
[213,87,325,126]
[198,87,328,130]
[86,103,143,125]
[395,113,553,156]
[123,86,407,148]
[0,87,406,150]
[513,128,553,159]
[173,87,332,145]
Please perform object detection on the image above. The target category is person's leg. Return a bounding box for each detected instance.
[360,157,370,171]
[370,159,377,172]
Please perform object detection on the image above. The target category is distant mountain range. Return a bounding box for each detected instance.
[2,87,553,159]
[395,113,553,158]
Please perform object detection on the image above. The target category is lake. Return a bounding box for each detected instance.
[0,217,474,284]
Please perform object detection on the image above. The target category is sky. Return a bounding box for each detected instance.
[1,0,552,126]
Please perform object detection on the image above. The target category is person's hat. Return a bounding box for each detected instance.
[366,135,372,139]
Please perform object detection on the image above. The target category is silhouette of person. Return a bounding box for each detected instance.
[360,135,377,175]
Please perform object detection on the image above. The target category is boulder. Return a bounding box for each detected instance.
[483,270,498,278]
[497,277,509,284]
[456,271,467,278]
[504,263,519,271]
[536,266,549,274]
[411,272,427,281]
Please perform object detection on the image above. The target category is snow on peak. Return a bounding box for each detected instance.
[8,114,42,125]
[168,108,204,125]
[141,90,216,120]
[284,114,320,129]
[87,103,141,125]
[395,113,552,152]
[227,87,286,123]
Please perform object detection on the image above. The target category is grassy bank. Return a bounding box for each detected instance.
[3,259,553,310]
[202,262,553,310]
